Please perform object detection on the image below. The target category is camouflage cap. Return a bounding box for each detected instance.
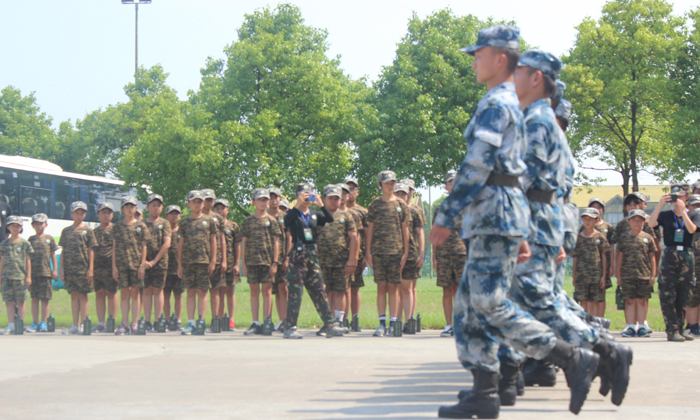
[135,207,143,215]
[445,170,457,184]
[147,194,164,205]
[400,178,416,190]
[269,187,282,197]
[588,197,605,208]
[461,25,520,56]
[121,196,138,207]
[323,184,342,198]
[377,170,397,184]
[688,194,700,206]
[627,209,647,220]
[518,50,562,80]
[214,198,230,208]
[32,213,48,223]
[338,183,351,193]
[70,201,88,212]
[279,199,290,209]
[552,80,567,103]
[187,190,204,202]
[394,182,410,194]
[253,188,270,200]
[632,191,648,202]
[165,205,181,215]
[201,189,216,200]
[96,203,114,212]
[691,180,700,192]
[295,183,313,195]
[6,215,22,226]
[555,100,571,123]
[580,207,600,219]
[344,177,358,187]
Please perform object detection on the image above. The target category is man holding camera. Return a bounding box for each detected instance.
[649,183,700,342]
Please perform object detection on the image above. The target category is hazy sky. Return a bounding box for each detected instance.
[1,0,698,196]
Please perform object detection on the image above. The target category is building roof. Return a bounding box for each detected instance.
[571,185,671,208]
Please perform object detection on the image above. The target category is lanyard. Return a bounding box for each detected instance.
[674,214,684,231]
[298,209,310,227]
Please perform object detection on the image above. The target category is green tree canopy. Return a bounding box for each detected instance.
[0,86,57,160]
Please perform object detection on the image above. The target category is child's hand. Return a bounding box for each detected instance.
[269,264,277,279]
[51,270,58,280]
[220,261,227,273]
[25,276,32,287]
[144,261,154,270]
[555,247,567,264]
[137,266,145,279]
[650,276,656,287]
[177,265,183,279]
[232,264,240,277]
[364,254,373,270]
[208,261,216,275]
[600,276,606,290]
[86,269,93,283]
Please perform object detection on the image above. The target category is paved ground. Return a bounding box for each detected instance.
[0,328,698,419]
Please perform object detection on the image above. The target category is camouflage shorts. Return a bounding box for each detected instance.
[29,276,53,300]
[620,278,652,300]
[574,280,606,302]
[372,254,402,284]
[64,271,94,295]
[225,271,242,286]
[274,264,287,284]
[117,268,143,290]
[2,279,28,302]
[164,274,184,294]
[182,264,211,290]
[210,265,225,290]
[401,258,420,280]
[321,266,349,292]
[247,265,272,284]
[349,263,365,288]
[436,254,466,288]
[144,266,167,289]
[93,266,118,294]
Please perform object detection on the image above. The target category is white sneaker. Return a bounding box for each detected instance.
[373,325,386,337]
[62,325,80,335]
[440,327,454,337]
[644,321,653,333]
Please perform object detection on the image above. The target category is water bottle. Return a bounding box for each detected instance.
[195,316,206,335]
[137,317,147,335]
[343,318,350,330]
[156,314,167,333]
[82,316,92,335]
[222,313,230,332]
[262,317,274,336]
[211,316,221,333]
[168,314,178,331]
[106,315,116,333]
[392,320,403,337]
[351,315,360,332]
[406,317,416,334]
[47,313,55,332]
[616,286,625,310]
[14,315,23,335]
[416,314,421,333]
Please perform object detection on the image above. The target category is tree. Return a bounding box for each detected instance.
[562,0,686,195]
[0,86,58,159]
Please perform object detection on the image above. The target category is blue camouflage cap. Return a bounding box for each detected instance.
[552,80,567,103]
[518,49,562,80]
[555,100,572,123]
[461,25,520,56]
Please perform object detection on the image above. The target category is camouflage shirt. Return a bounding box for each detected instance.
[611,219,657,245]
[28,234,57,277]
[367,197,411,255]
[348,205,368,258]
[179,215,218,266]
[241,214,282,266]
[317,209,357,267]
[571,231,609,285]
[93,224,114,269]
[145,217,172,269]
[59,225,97,274]
[206,212,226,265]
[167,226,180,275]
[113,221,151,271]
[0,238,33,281]
[433,207,466,257]
[223,220,241,273]
[617,231,657,281]
[268,209,287,249]
[407,204,425,260]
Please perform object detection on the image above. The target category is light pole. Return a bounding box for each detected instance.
[122,0,151,81]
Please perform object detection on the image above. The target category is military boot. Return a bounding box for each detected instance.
[497,364,519,406]
[602,342,633,406]
[523,358,557,387]
[667,326,686,342]
[439,369,500,419]
[516,369,525,396]
[544,341,600,415]
[679,325,695,341]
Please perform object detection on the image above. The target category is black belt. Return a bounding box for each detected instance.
[485,173,519,187]
[527,190,555,203]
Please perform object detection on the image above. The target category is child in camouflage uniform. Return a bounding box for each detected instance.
[92,203,116,333]
[163,205,183,330]
[615,210,657,338]
[267,188,288,332]
[344,177,368,329]
[571,208,609,317]
[143,194,172,331]
[394,181,424,329]
[26,213,57,333]
[685,194,700,337]
[214,199,241,330]
[0,216,33,335]
[201,189,227,328]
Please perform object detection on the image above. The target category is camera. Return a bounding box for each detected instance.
[671,193,678,203]
[306,194,316,203]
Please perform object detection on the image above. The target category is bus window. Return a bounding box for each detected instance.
[20,187,51,217]
[53,178,70,220]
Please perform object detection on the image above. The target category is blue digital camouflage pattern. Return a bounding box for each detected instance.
[518,50,562,79]
[461,25,520,56]
[454,235,556,372]
[434,83,530,239]
[560,131,579,235]
[552,80,566,103]
[555,100,572,123]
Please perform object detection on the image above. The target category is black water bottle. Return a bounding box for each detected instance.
[137,317,147,335]
[222,313,230,332]
[47,313,55,333]
[168,314,178,331]
[14,315,24,335]
[195,316,206,335]
[82,316,92,335]
[416,314,421,333]
[156,314,167,333]
[211,316,221,333]
[106,315,115,333]
[262,317,274,336]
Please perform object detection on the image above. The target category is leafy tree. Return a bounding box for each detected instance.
[0,86,58,159]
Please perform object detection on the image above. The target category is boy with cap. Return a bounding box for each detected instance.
[685,194,700,337]
[214,199,241,330]
[365,170,411,337]
[112,196,151,335]
[431,30,603,418]
[163,205,183,329]
[317,184,358,327]
[201,189,227,327]
[60,201,97,334]
[135,207,144,221]
[0,216,33,334]
[400,178,426,321]
[267,187,288,331]
[26,213,57,333]
[344,177,368,329]
[432,170,466,337]
[241,188,280,335]
[178,190,218,335]
[92,203,116,332]
[338,182,359,328]
[616,209,658,338]
[394,181,424,328]
[282,183,344,339]
[143,194,171,331]
[649,184,700,341]
[571,208,609,317]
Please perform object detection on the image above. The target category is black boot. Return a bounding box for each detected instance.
[595,341,632,406]
[439,369,500,419]
[522,358,557,387]
[516,369,525,396]
[497,364,519,406]
[545,341,600,415]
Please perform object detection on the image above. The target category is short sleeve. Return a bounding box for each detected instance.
[87,230,97,248]
[209,218,218,236]
[163,221,172,238]
[25,241,34,254]
[270,216,282,237]
[141,224,151,242]
[50,237,58,254]
[367,201,377,224]
[345,214,356,232]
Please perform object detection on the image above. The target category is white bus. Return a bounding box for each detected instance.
[0,154,142,239]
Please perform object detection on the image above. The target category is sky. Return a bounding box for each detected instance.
[1,0,698,202]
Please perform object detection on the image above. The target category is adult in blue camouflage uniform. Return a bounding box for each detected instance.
[430,28,600,419]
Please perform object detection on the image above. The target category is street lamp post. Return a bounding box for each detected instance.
[121,0,151,81]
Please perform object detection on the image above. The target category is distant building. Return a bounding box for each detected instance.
[572,185,672,224]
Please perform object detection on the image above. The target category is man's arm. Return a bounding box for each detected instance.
[648,196,668,228]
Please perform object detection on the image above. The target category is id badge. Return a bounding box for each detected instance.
[303,228,313,241]
[675,229,684,243]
